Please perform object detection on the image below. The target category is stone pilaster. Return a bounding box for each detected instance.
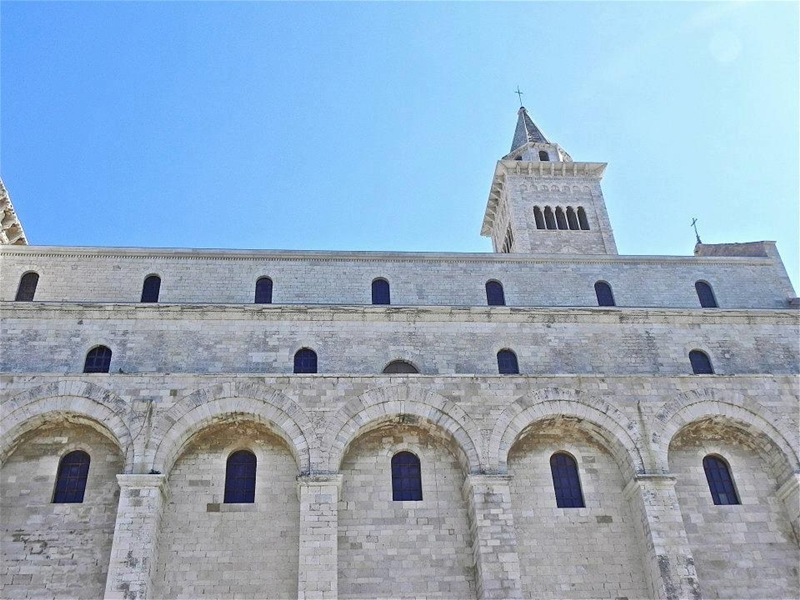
[104,474,167,600]
[462,474,523,600]
[296,474,343,600]
[777,471,800,543]
[624,474,702,600]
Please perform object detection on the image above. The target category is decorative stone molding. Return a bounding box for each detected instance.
[323,384,484,474]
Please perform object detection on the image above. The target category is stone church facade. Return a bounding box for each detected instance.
[1,108,798,600]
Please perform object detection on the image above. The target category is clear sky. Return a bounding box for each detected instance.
[2,2,798,289]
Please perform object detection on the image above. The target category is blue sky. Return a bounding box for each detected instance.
[2,2,798,288]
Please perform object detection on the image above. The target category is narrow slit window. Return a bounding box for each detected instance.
[555,207,568,230]
[486,280,506,306]
[497,349,519,374]
[53,451,90,503]
[533,207,546,230]
[703,455,740,505]
[372,278,390,305]
[577,207,590,230]
[224,450,256,503]
[294,348,318,373]
[84,346,112,373]
[544,207,557,230]
[550,453,584,508]
[391,451,422,501]
[501,227,514,253]
[689,350,714,374]
[695,281,717,308]
[566,207,579,230]
[15,272,39,301]
[255,277,273,304]
[140,275,161,303]
[594,281,615,307]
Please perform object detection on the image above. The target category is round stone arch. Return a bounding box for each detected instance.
[655,388,800,481]
[150,382,314,476]
[490,388,645,480]
[0,380,134,470]
[323,385,484,474]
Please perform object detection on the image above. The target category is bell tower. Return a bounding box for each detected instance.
[481,106,617,255]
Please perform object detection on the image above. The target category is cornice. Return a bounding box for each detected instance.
[1,302,796,326]
[0,244,776,269]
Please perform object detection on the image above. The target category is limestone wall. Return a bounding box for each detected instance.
[1,304,797,376]
[1,245,795,309]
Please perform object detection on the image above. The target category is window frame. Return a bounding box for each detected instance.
[695,280,718,308]
[255,276,273,304]
[15,271,39,301]
[497,349,519,375]
[550,452,585,508]
[140,274,161,303]
[594,281,616,307]
[371,278,391,305]
[391,451,423,501]
[485,280,506,306]
[223,450,257,504]
[689,349,714,374]
[703,454,740,505]
[382,360,419,374]
[83,345,112,373]
[293,348,318,374]
[52,450,91,503]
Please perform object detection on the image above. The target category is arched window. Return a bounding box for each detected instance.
[224,450,256,503]
[689,350,714,374]
[566,207,579,230]
[255,277,273,304]
[539,150,550,161]
[485,280,505,306]
[695,281,717,308]
[372,278,390,305]
[703,455,740,505]
[577,207,590,230]
[84,346,112,373]
[15,272,39,301]
[53,450,90,503]
[533,206,546,230]
[594,281,615,307]
[550,453,584,508]
[497,349,519,375]
[391,451,422,501]
[140,275,161,303]
[544,206,557,230]
[294,348,318,373]
[382,360,419,374]
[555,207,568,230]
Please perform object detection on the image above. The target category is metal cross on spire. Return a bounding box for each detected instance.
[691,217,702,245]
[514,86,524,107]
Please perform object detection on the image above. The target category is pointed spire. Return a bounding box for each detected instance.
[510,106,548,153]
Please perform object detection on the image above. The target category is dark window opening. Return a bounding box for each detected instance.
[577,207,590,230]
[550,453,584,508]
[539,150,550,161]
[703,455,740,505]
[392,451,422,501]
[53,450,90,503]
[255,277,273,304]
[695,281,717,308]
[294,348,318,374]
[501,227,514,253]
[566,207,579,230]
[15,272,39,301]
[514,155,522,161]
[497,349,519,375]
[594,281,615,307]
[555,207,568,230]
[534,207,546,230]
[486,280,506,306]
[140,275,161,303]
[689,350,714,374]
[383,360,419,374]
[544,207,557,230]
[84,346,112,373]
[224,450,256,503]
[372,278,390,305]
